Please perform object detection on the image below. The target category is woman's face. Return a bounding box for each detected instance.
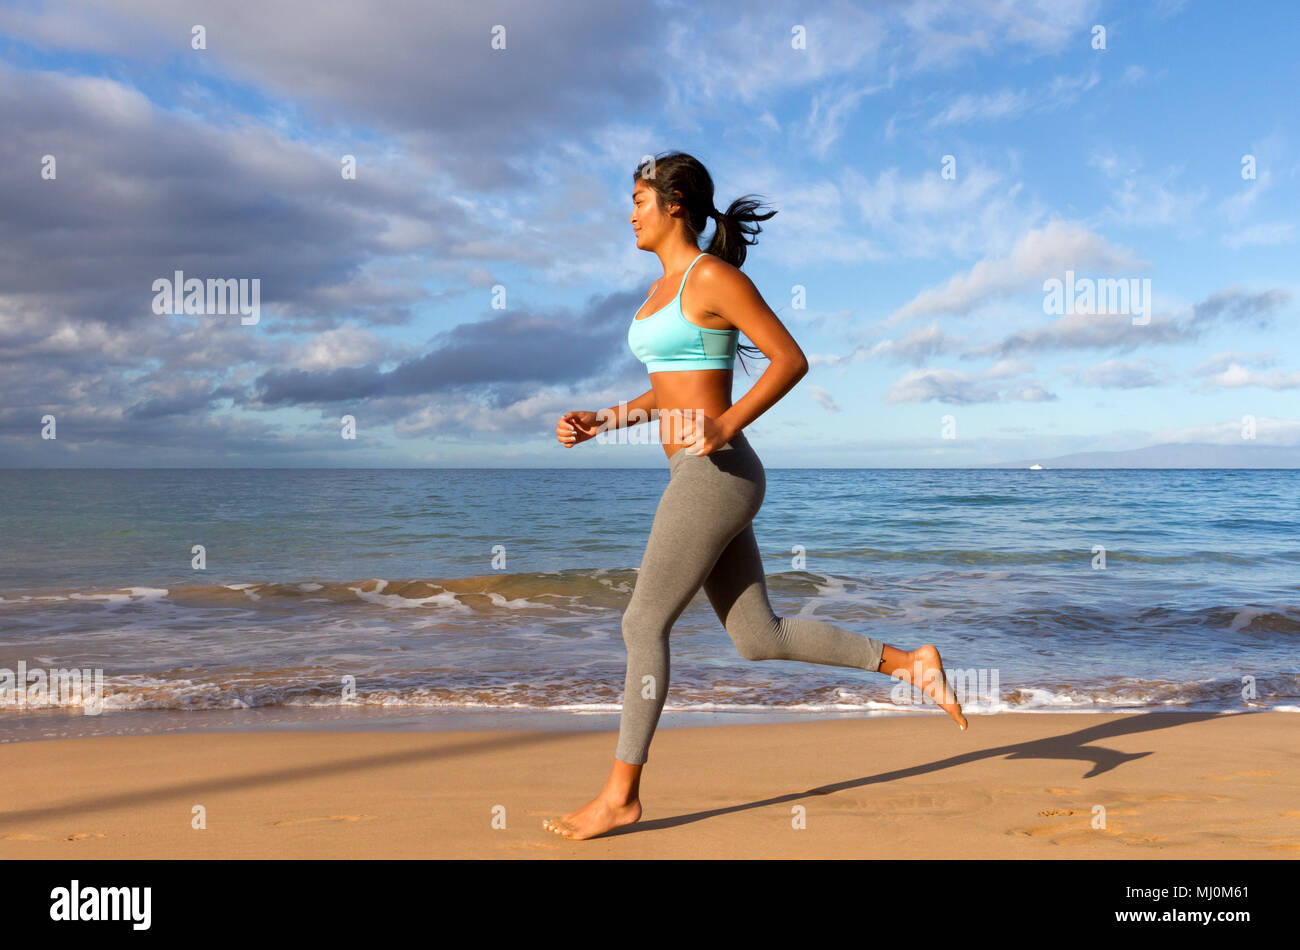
[630,181,675,249]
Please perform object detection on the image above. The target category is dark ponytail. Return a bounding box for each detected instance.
[634,152,777,375]
[705,196,776,269]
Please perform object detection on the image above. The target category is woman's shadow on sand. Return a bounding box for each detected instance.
[604,709,1251,838]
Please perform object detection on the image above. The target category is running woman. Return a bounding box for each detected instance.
[544,152,966,841]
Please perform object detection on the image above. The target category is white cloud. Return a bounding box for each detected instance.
[290,326,394,371]
[927,88,1029,127]
[804,385,841,412]
[1221,222,1296,249]
[811,157,1046,265]
[809,321,960,369]
[899,0,1100,73]
[883,221,1147,326]
[1193,362,1300,391]
[1153,417,1300,446]
[885,362,1054,404]
[925,70,1098,128]
[1118,65,1146,85]
[1191,351,1280,374]
[806,72,896,156]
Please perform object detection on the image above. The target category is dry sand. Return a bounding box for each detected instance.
[1,711,1297,858]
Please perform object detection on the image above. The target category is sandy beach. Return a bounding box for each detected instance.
[1,711,1296,858]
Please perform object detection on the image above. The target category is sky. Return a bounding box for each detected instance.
[1,0,1297,469]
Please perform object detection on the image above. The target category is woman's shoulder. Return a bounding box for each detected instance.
[692,252,750,291]
[696,251,735,270]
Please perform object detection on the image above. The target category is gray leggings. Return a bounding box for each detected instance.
[616,430,886,765]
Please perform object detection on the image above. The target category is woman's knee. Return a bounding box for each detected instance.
[622,600,669,649]
[726,614,782,661]
[731,635,773,662]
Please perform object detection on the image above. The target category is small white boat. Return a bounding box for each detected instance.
[1028,463,1044,470]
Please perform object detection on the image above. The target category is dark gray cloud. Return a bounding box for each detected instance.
[1186,286,1289,333]
[1061,359,1163,389]
[977,285,1290,357]
[0,58,474,332]
[126,380,241,420]
[255,293,640,405]
[0,36,646,464]
[6,0,1248,465]
[0,0,665,191]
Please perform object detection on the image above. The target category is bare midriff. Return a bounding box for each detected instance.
[649,368,734,460]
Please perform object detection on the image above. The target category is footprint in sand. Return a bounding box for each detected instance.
[1114,832,1165,847]
[270,814,376,827]
[1015,806,1144,843]
[1037,806,1140,817]
[1013,823,1163,847]
[64,832,106,841]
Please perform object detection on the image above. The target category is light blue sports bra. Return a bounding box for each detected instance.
[628,252,737,373]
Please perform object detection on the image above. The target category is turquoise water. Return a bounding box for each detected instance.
[1,466,1297,738]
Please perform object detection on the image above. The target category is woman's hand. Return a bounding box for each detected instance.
[556,410,603,448]
[665,408,734,456]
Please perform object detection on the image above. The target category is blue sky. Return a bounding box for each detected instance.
[1,0,1296,468]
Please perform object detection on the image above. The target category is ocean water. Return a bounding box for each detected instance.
[1,464,1297,741]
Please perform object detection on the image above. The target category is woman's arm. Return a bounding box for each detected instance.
[597,387,658,431]
[720,355,806,440]
[694,264,808,438]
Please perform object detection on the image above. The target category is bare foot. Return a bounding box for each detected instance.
[907,644,968,731]
[542,795,642,841]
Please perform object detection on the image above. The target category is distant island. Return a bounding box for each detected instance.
[983,442,1300,469]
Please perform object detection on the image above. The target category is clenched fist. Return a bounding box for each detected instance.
[556,410,604,448]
